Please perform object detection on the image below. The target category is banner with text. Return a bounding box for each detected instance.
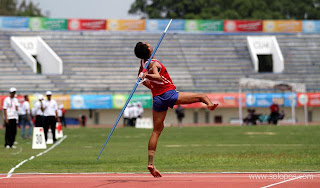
[113,94,153,109]
[71,95,112,109]
[107,19,145,31]
[246,93,296,107]
[29,94,70,109]
[185,20,223,32]
[263,20,302,32]
[302,20,320,33]
[297,93,320,107]
[224,20,262,32]
[146,19,185,31]
[68,19,106,30]
[29,17,67,30]
[0,16,29,29]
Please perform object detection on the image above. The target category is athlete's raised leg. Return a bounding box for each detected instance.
[176,92,218,110]
[148,110,167,178]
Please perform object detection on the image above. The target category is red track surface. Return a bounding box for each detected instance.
[0,173,319,188]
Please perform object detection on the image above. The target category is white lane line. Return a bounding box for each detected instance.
[261,175,305,188]
[6,135,67,178]
[0,175,270,179]
[2,172,319,175]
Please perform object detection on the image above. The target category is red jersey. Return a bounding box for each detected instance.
[141,59,176,97]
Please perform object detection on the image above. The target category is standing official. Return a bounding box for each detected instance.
[33,94,44,128]
[3,88,19,149]
[43,91,59,142]
[20,95,33,139]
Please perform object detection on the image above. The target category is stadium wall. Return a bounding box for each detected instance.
[64,107,314,126]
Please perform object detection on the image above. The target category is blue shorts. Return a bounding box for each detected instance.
[153,90,179,112]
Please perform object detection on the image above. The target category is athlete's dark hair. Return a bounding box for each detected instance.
[134,42,150,60]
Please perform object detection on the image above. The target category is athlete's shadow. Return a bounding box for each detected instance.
[94,179,192,187]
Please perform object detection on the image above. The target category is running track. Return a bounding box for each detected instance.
[0,173,319,188]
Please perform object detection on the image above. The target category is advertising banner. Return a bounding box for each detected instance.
[176,93,246,108]
[113,94,152,109]
[71,95,112,109]
[107,19,145,31]
[0,16,29,29]
[302,20,320,33]
[297,93,320,107]
[53,95,71,109]
[185,20,223,32]
[224,20,262,32]
[146,19,184,31]
[29,94,70,109]
[263,20,302,32]
[29,17,67,30]
[246,93,296,107]
[68,19,106,30]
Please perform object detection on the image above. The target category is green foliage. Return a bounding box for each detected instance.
[129,0,320,19]
[0,0,43,17]
[0,0,17,16]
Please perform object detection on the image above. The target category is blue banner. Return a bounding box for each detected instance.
[302,20,320,33]
[0,16,29,29]
[246,93,296,107]
[71,95,112,109]
[146,19,185,31]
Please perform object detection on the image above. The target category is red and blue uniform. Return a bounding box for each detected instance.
[141,59,179,112]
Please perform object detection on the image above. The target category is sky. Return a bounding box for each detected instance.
[23,0,141,19]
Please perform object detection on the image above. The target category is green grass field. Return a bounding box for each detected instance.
[0,125,320,174]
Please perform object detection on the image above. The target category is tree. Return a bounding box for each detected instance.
[0,0,17,16]
[128,0,320,19]
[17,0,43,16]
[0,0,43,17]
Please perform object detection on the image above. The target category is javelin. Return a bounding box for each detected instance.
[97,19,173,161]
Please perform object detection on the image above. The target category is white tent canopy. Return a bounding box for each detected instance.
[238,78,307,125]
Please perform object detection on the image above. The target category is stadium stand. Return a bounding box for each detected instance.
[0,31,320,94]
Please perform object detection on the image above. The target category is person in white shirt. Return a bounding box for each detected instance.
[3,88,19,148]
[57,104,66,127]
[20,95,33,139]
[43,91,60,142]
[123,106,130,127]
[33,94,44,128]
[131,103,140,127]
[136,102,144,118]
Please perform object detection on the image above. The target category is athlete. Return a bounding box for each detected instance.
[135,42,218,178]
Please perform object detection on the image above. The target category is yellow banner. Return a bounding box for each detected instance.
[53,95,71,109]
[107,19,146,31]
[263,20,302,32]
[29,94,71,110]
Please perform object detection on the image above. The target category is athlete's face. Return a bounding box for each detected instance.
[143,42,153,55]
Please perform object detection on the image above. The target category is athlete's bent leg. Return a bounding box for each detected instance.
[148,110,167,178]
[176,92,218,110]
